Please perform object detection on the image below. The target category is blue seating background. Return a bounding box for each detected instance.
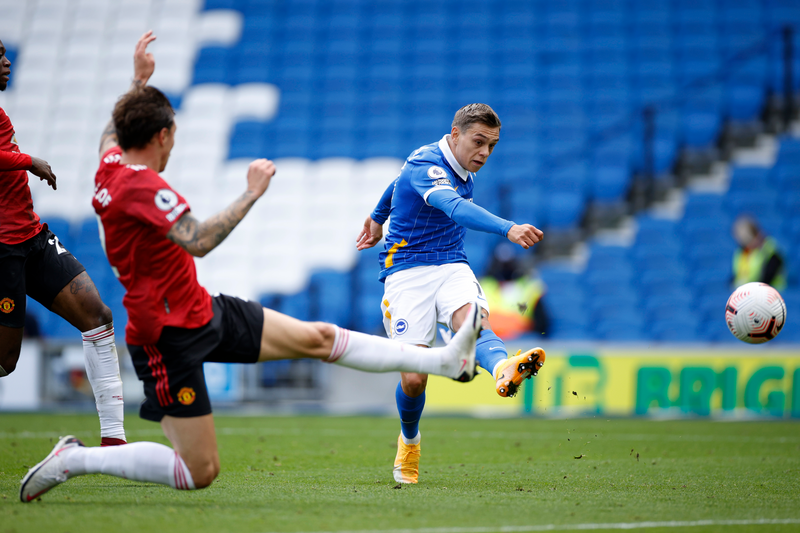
[26,0,800,342]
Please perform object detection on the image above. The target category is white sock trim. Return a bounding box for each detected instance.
[401,432,421,446]
[81,322,115,343]
[491,359,506,379]
[326,326,350,363]
[172,451,195,490]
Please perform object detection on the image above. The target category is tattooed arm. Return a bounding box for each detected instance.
[99,31,157,157]
[167,159,276,257]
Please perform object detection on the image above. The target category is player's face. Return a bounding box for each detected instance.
[451,123,500,173]
[158,122,177,172]
[0,40,11,92]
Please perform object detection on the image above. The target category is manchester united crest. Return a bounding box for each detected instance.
[177,387,196,405]
[0,298,15,314]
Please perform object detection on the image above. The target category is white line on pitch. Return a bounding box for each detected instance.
[262,518,800,533]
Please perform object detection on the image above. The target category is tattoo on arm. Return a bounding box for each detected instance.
[167,191,256,257]
[98,120,118,156]
[98,79,144,157]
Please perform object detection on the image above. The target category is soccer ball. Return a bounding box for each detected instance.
[725,282,787,344]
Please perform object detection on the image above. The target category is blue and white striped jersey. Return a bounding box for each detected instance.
[376,136,475,281]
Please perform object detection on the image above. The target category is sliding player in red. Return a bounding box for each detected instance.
[0,38,126,446]
[20,32,479,502]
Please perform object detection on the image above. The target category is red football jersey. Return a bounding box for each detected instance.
[0,107,42,245]
[93,147,213,345]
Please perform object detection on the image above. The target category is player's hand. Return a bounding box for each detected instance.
[356,216,383,250]
[246,158,275,198]
[133,30,157,85]
[29,157,57,190]
[507,224,543,249]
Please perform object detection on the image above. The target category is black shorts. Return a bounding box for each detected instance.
[0,225,86,328]
[128,294,264,422]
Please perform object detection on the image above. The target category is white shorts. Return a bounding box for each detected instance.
[381,263,489,347]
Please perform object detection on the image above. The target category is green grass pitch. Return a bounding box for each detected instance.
[1,413,798,533]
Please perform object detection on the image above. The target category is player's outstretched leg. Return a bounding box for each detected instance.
[20,436,195,502]
[495,348,546,398]
[325,303,480,381]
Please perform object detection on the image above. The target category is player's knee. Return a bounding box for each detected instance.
[304,322,335,358]
[190,459,220,489]
[403,374,428,396]
[88,302,113,329]
[0,345,22,376]
[0,355,18,376]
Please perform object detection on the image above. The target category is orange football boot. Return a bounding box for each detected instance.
[495,347,546,398]
[393,434,421,484]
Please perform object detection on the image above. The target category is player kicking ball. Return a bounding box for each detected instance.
[356,103,546,484]
[0,39,126,446]
[19,32,480,503]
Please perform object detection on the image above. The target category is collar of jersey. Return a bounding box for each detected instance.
[438,135,470,182]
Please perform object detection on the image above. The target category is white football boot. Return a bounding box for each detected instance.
[20,435,84,502]
[443,302,481,382]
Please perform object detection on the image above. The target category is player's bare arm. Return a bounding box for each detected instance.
[507,224,544,249]
[99,31,157,157]
[168,159,275,257]
[356,216,383,250]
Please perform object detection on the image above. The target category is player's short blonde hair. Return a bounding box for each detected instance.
[452,103,501,133]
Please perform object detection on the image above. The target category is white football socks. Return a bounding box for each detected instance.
[81,324,126,442]
[65,442,195,490]
[326,327,460,377]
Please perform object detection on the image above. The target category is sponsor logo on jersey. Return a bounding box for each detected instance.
[433,178,451,186]
[103,153,121,164]
[155,189,179,211]
[395,318,409,335]
[427,166,447,179]
[177,387,196,405]
[0,298,15,314]
[126,164,148,171]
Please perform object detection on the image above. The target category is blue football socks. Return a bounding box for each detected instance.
[396,381,425,442]
[476,330,508,377]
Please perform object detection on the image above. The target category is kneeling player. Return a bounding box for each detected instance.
[20,32,480,502]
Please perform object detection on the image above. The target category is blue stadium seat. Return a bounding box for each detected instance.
[649,318,701,342]
[543,192,585,229]
[772,165,800,192]
[586,245,630,270]
[193,47,234,85]
[278,289,312,322]
[309,270,352,327]
[591,164,630,202]
[724,189,779,217]
[728,166,771,191]
[595,314,648,341]
[682,110,721,148]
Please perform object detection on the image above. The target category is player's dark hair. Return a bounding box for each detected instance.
[112,86,175,150]
[452,103,501,133]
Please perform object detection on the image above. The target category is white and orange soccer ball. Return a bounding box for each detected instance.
[725,282,787,344]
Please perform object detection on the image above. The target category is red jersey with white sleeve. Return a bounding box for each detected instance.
[93,146,213,346]
[0,107,42,245]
